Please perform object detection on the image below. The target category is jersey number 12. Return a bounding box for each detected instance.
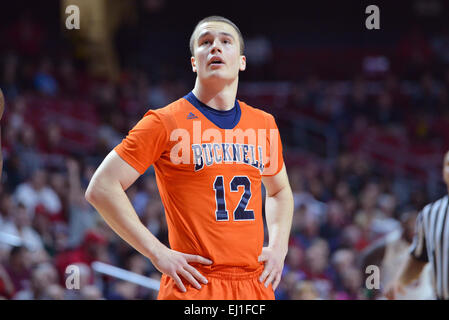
[213,176,255,221]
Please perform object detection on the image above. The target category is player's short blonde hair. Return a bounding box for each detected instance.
[189,16,245,56]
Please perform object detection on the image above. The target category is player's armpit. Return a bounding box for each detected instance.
[261,164,290,197]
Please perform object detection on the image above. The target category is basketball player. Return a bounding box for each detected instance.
[86,16,294,300]
[385,150,449,300]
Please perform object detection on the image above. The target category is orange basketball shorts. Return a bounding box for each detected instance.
[157,265,275,300]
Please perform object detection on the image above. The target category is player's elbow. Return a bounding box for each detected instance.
[85,181,97,205]
[85,177,104,206]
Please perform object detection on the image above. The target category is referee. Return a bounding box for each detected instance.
[385,150,449,300]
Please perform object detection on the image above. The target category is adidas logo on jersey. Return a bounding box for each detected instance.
[187,112,198,119]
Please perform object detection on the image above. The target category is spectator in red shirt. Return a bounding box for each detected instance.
[54,229,109,286]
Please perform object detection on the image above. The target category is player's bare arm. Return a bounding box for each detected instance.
[259,164,294,290]
[85,150,212,293]
[384,254,427,299]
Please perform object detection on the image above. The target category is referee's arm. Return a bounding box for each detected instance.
[384,211,429,299]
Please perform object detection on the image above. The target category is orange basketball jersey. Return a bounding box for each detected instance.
[114,95,284,275]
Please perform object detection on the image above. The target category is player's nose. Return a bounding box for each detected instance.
[210,39,223,54]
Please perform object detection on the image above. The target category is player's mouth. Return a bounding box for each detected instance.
[208,56,225,66]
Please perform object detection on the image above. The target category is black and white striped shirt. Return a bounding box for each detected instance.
[410,195,449,300]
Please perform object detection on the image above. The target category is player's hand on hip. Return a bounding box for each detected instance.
[258,246,286,291]
[384,281,406,300]
[152,246,213,293]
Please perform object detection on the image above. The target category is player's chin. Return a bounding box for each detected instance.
[203,71,232,81]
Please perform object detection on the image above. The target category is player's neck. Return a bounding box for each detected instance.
[192,78,238,111]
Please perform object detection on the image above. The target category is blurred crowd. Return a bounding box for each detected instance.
[1,3,449,300]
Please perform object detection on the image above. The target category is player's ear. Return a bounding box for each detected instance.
[239,55,246,72]
[191,56,197,73]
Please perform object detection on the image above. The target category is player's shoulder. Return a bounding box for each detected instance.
[238,99,277,123]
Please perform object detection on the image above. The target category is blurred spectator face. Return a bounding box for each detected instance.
[14,203,31,228]
[443,151,449,187]
[341,225,362,249]
[378,194,397,217]
[190,21,245,83]
[309,178,324,200]
[305,240,329,275]
[33,208,50,231]
[43,284,65,300]
[31,263,58,297]
[360,186,378,211]
[279,271,302,296]
[113,281,138,300]
[80,285,103,300]
[21,125,36,148]
[53,223,69,252]
[327,200,346,227]
[31,169,47,190]
[46,124,62,148]
[127,253,148,275]
[285,245,304,270]
[342,196,357,216]
[49,172,66,193]
[0,194,15,218]
[291,281,319,300]
[337,153,353,173]
[30,249,51,267]
[303,213,319,238]
[341,267,362,295]
[336,181,351,199]
[9,246,31,270]
[332,249,355,275]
